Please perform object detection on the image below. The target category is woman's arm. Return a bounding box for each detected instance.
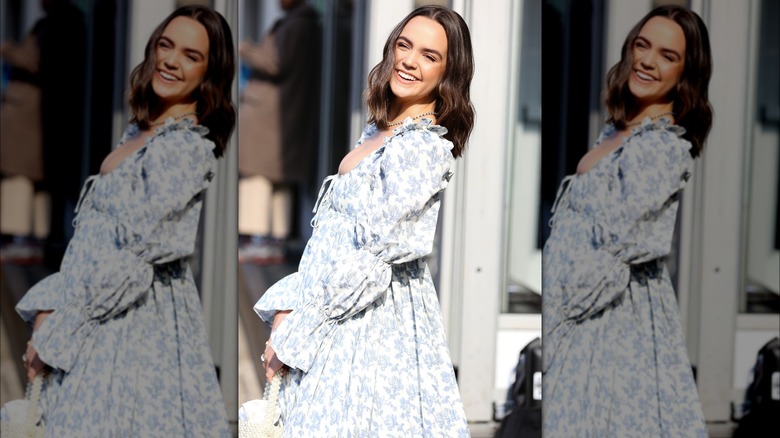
[20,125,216,373]
[267,125,454,372]
[559,124,693,322]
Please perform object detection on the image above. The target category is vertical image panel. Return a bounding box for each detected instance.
[1,0,239,435]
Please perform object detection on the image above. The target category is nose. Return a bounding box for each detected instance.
[401,51,420,70]
[161,51,180,70]
[638,51,657,70]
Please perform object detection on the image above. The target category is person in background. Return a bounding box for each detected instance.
[0,0,86,266]
[238,0,321,264]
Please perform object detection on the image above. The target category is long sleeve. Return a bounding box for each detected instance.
[559,123,693,322]
[321,128,453,320]
[258,122,453,372]
[17,122,216,372]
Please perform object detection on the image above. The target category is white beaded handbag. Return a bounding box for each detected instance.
[0,375,45,438]
[238,373,283,437]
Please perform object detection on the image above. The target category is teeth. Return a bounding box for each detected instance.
[398,71,416,81]
[636,71,653,81]
[160,71,177,81]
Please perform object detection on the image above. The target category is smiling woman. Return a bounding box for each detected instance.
[15,5,235,436]
[151,17,210,107]
[251,4,475,436]
[542,5,713,437]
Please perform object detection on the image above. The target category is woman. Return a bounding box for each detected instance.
[542,5,712,437]
[254,5,474,436]
[16,5,235,436]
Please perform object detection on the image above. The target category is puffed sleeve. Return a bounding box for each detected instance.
[266,123,453,372]
[17,123,216,372]
[560,123,693,322]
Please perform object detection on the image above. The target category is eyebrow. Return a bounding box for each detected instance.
[635,35,682,60]
[397,36,444,60]
[159,35,206,60]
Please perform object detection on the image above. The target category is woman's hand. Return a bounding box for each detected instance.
[263,343,285,381]
[24,342,48,382]
[24,310,53,382]
[263,310,292,381]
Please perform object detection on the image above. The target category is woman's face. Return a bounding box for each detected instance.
[628,16,685,106]
[151,16,210,106]
[389,16,448,107]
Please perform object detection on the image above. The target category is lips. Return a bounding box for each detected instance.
[158,69,180,82]
[396,70,418,82]
[633,69,656,82]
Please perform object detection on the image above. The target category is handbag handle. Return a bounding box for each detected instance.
[262,373,282,435]
[26,375,43,427]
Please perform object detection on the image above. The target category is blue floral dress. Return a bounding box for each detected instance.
[542,118,707,437]
[16,119,231,437]
[254,118,470,437]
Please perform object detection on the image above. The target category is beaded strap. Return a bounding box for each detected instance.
[262,373,283,437]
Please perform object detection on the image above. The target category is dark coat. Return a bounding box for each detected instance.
[238,5,321,183]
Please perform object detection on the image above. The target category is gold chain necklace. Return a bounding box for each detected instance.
[626,111,674,127]
[387,111,438,127]
[150,111,198,127]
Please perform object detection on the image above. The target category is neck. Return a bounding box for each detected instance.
[388,101,437,125]
[628,101,674,124]
[152,102,198,124]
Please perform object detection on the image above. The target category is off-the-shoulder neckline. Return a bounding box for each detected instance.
[123,117,210,143]
[362,116,449,143]
[598,116,685,145]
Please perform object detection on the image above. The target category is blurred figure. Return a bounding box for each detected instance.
[542,5,712,437]
[16,6,235,435]
[238,0,321,264]
[0,14,45,264]
[0,0,87,269]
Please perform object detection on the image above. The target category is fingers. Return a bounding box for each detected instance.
[27,357,46,382]
[24,342,49,382]
[265,358,284,382]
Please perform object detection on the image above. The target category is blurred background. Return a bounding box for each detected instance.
[544,0,779,436]
[0,0,239,432]
[2,0,776,437]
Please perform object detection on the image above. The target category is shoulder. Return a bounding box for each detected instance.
[385,118,454,166]
[623,118,692,166]
[147,119,216,162]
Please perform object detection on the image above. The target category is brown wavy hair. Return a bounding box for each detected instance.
[605,5,712,157]
[365,5,475,157]
[128,5,235,157]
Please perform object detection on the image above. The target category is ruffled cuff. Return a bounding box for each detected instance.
[254,273,304,325]
[31,301,96,373]
[15,273,67,324]
[83,249,153,321]
[321,249,391,321]
[562,248,630,321]
[270,300,335,373]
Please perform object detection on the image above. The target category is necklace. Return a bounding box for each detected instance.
[626,111,674,127]
[387,111,438,127]
[150,111,197,127]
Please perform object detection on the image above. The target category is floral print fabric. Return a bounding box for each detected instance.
[16,119,230,437]
[542,118,707,437]
[254,118,470,437]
